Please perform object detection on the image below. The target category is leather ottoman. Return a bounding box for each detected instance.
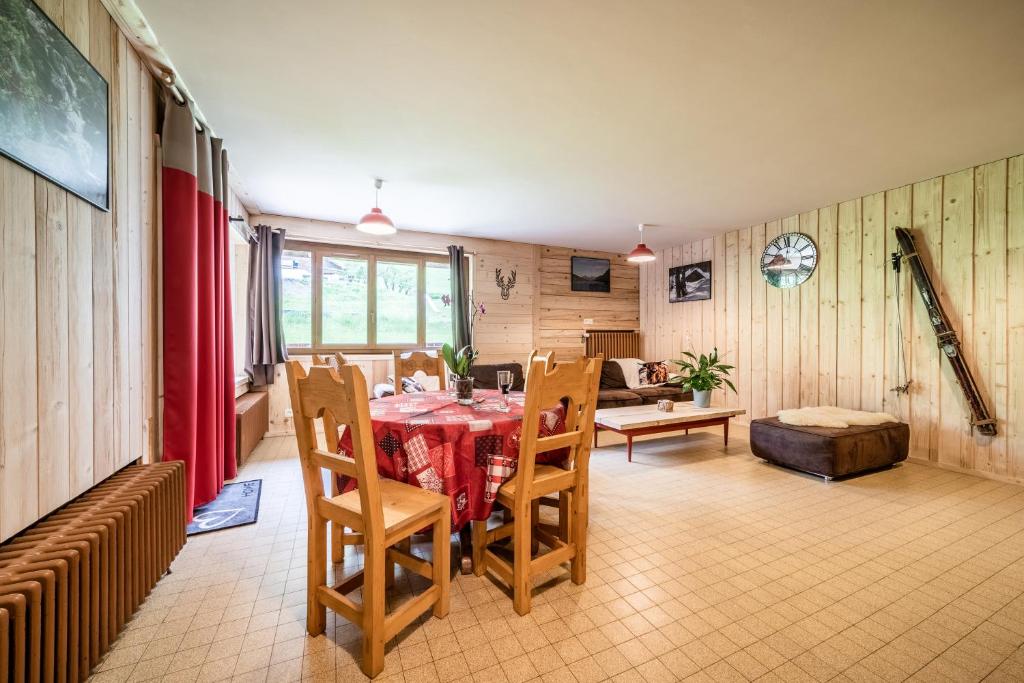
[750,417,909,479]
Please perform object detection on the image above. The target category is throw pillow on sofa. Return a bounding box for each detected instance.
[638,361,670,386]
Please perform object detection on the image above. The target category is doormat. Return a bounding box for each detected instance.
[187,480,262,535]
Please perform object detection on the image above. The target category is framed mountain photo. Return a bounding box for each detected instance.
[0,0,109,210]
[669,261,712,302]
[571,256,611,293]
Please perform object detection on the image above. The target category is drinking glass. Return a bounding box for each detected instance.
[497,370,513,411]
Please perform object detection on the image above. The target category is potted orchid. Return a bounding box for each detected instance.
[440,293,486,403]
[441,343,479,404]
[440,293,486,345]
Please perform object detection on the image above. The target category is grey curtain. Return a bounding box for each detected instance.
[448,245,471,350]
[246,224,288,385]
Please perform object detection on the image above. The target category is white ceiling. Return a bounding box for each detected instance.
[137,0,1024,252]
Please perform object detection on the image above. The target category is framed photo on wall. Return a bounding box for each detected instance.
[571,256,611,293]
[0,0,110,210]
[669,261,712,302]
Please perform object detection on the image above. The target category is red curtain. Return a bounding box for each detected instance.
[161,97,237,517]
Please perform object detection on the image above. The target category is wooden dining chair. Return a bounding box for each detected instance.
[309,354,362,563]
[525,351,568,527]
[312,352,348,368]
[286,361,451,678]
[524,350,554,389]
[471,356,602,615]
[393,350,448,392]
[525,349,553,369]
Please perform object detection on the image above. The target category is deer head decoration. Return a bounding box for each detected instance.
[495,268,517,300]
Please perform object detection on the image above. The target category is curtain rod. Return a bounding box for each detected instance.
[229,216,257,241]
[98,0,211,134]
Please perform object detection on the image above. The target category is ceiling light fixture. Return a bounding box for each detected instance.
[627,223,656,263]
[356,178,397,235]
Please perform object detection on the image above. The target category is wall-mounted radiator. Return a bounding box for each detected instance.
[0,462,185,682]
[585,329,642,359]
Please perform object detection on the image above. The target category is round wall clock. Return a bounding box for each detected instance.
[760,232,817,288]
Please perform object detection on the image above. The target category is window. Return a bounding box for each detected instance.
[376,260,418,345]
[282,240,460,353]
[425,262,452,347]
[322,256,368,345]
[229,224,251,389]
[281,249,313,348]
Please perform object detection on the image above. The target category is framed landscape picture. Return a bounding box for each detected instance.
[0,0,109,210]
[669,261,712,302]
[571,256,611,293]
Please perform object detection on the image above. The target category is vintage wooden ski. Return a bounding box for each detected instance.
[893,227,996,436]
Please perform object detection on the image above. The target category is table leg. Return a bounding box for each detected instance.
[458,525,473,575]
[594,428,599,449]
[724,418,729,447]
[627,434,633,463]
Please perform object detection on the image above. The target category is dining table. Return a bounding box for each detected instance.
[336,389,568,572]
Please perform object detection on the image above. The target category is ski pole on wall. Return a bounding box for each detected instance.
[892,227,997,436]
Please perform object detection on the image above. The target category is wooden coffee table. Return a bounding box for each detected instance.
[594,403,746,462]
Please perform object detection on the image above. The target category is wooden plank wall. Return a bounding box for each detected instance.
[0,0,158,542]
[640,154,1024,483]
[535,246,640,357]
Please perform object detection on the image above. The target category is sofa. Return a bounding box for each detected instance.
[470,363,526,391]
[476,360,691,409]
[595,361,692,409]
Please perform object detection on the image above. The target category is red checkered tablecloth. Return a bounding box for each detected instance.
[337,390,566,529]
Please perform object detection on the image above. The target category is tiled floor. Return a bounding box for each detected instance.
[88,427,1024,682]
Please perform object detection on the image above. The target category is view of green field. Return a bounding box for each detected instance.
[281,251,451,348]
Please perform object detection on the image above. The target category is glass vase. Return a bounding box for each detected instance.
[453,377,474,405]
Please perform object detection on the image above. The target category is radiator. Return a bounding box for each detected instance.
[0,462,185,683]
[585,329,642,359]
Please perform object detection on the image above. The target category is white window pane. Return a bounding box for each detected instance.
[425,262,452,348]
[231,241,249,376]
[322,256,368,345]
[376,261,418,344]
[281,249,312,347]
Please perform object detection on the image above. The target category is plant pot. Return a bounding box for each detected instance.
[453,377,475,405]
[692,389,712,408]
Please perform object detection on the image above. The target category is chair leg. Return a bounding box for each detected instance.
[361,543,387,678]
[558,491,571,543]
[471,520,487,577]
[306,516,327,636]
[513,503,532,616]
[570,483,588,585]
[331,523,343,564]
[330,477,343,563]
[432,503,451,618]
[388,538,410,588]
[530,499,540,554]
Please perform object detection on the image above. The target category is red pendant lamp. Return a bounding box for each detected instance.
[627,223,656,263]
[356,178,397,235]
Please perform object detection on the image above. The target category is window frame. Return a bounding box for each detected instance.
[283,239,459,355]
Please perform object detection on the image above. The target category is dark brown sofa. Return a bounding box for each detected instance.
[470,363,526,391]
[596,361,691,409]
[473,361,691,409]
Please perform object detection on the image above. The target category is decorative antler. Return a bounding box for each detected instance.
[495,268,517,300]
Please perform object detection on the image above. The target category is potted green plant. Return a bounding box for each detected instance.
[441,343,479,405]
[668,348,736,408]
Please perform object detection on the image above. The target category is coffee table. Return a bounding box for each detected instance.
[594,403,746,462]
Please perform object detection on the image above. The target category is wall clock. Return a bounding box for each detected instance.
[760,232,817,288]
